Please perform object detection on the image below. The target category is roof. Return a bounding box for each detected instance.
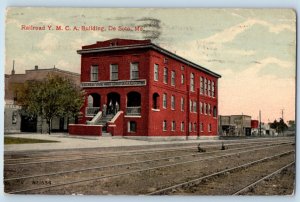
[5,67,80,101]
[77,38,221,78]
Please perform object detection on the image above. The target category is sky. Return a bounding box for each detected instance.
[5,8,296,123]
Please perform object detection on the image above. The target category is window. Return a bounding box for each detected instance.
[171,121,176,131]
[213,106,217,117]
[212,81,215,97]
[181,74,184,84]
[205,104,209,114]
[163,93,167,109]
[128,121,137,132]
[189,122,192,132]
[154,64,159,81]
[200,123,204,132]
[181,122,185,131]
[90,65,98,81]
[163,120,167,131]
[208,80,211,97]
[110,64,118,80]
[163,67,168,83]
[204,78,207,95]
[190,73,194,91]
[189,99,192,112]
[194,123,197,132]
[200,77,204,94]
[208,104,211,115]
[171,95,175,110]
[171,71,175,86]
[130,63,139,80]
[181,66,184,71]
[200,102,203,114]
[204,103,207,115]
[193,101,197,113]
[153,93,160,109]
[208,124,212,132]
[181,97,184,111]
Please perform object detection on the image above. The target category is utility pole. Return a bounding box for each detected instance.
[259,110,261,137]
[281,109,284,136]
[280,109,284,120]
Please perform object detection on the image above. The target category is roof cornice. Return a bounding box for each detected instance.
[77,43,221,78]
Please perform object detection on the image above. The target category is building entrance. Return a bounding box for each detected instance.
[107,92,120,114]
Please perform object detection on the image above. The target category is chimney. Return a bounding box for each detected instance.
[34,65,38,70]
[11,60,15,75]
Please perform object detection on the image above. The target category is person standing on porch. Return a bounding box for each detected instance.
[109,100,113,114]
[102,103,107,117]
[115,101,119,114]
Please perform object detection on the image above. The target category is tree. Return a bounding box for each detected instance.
[270,118,288,133]
[16,74,84,134]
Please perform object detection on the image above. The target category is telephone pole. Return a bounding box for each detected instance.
[280,109,284,121]
[259,110,261,136]
[281,109,284,136]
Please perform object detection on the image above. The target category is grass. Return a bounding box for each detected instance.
[4,137,59,145]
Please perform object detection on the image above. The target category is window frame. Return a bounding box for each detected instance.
[171,70,176,86]
[110,64,118,81]
[128,121,137,133]
[154,64,159,81]
[171,95,175,110]
[130,62,139,80]
[90,65,98,82]
[163,67,168,84]
[163,120,167,131]
[190,73,195,92]
[163,93,167,109]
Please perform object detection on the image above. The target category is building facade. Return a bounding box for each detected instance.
[219,115,252,136]
[70,38,221,139]
[4,65,80,133]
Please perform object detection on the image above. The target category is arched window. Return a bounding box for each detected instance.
[127,92,141,107]
[152,93,160,109]
[126,91,141,115]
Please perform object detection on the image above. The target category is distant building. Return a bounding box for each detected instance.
[4,64,80,133]
[219,115,251,136]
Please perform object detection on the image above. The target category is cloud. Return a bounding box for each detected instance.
[218,57,295,122]
[36,33,60,55]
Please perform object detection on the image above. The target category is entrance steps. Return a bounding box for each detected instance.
[97,114,114,125]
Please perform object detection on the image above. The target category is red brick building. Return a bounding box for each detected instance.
[69,38,221,139]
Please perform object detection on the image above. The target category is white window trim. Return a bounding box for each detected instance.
[163,121,167,131]
[171,71,175,86]
[171,95,175,110]
[110,64,118,81]
[163,93,167,109]
[154,64,159,81]
[130,62,139,80]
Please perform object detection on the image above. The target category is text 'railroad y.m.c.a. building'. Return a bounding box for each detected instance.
[69,38,221,140]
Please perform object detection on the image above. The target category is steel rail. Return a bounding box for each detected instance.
[5,141,290,182]
[232,161,295,195]
[5,137,292,162]
[5,140,293,166]
[147,151,295,195]
[7,143,294,194]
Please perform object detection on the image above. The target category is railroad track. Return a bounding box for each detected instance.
[5,141,292,182]
[4,138,293,166]
[148,151,295,195]
[5,141,294,194]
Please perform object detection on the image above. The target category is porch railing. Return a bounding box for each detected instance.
[86,107,100,117]
[126,106,141,116]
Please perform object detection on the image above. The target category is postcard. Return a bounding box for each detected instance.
[4,7,296,195]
